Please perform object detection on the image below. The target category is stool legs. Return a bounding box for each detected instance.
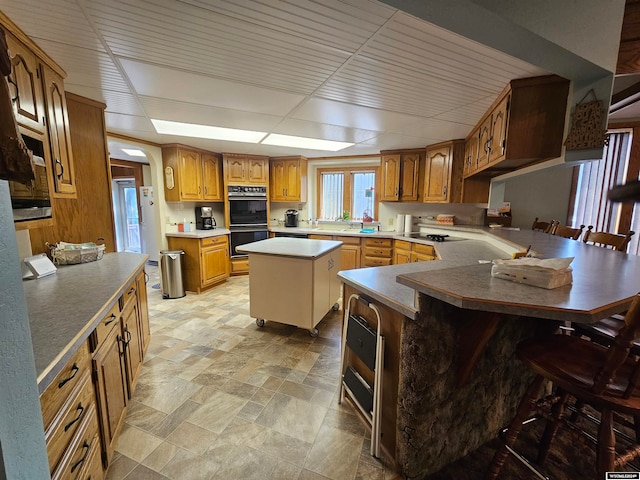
[597,409,615,478]
[485,375,545,480]
[537,389,570,466]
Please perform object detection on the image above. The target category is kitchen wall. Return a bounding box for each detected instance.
[0,182,50,479]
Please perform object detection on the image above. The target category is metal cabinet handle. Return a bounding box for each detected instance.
[55,158,64,180]
[58,363,79,388]
[7,76,18,103]
[70,441,91,473]
[128,287,135,295]
[64,403,85,432]
[443,185,448,196]
[104,313,117,326]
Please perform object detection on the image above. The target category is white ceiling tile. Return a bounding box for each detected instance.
[119,59,306,116]
[104,112,156,134]
[272,118,379,144]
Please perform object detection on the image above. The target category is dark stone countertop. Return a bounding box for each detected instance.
[23,252,148,393]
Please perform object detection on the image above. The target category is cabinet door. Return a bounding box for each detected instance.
[201,244,229,286]
[122,297,143,397]
[226,158,246,183]
[412,252,437,262]
[341,244,361,270]
[464,132,479,177]
[476,116,492,172]
[380,154,401,201]
[270,160,286,201]
[92,323,128,463]
[247,158,267,184]
[42,65,77,197]
[400,153,420,201]
[202,153,222,201]
[6,33,45,133]
[423,145,451,202]
[178,149,202,200]
[393,249,411,264]
[488,94,510,165]
[284,159,301,200]
[135,270,150,356]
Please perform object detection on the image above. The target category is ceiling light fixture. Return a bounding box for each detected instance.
[262,133,354,151]
[151,119,266,143]
[122,148,147,157]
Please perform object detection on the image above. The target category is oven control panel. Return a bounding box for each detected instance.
[228,185,267,196]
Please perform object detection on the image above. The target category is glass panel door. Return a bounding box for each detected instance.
[112,179,140,253]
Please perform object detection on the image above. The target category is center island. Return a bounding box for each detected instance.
[336,226,640,479]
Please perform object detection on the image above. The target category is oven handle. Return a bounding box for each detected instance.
[228,196,268,200]
[229,224,269,229]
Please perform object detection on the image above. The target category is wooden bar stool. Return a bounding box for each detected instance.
[583,227,635,252]
[486,294,640,480]
[531,217,555,233]
[550,222,585,240]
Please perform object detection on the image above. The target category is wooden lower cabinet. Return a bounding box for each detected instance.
[168,235,230,291]
[393,240,438,264]
[310,235,361,270]
[361,238,393,267]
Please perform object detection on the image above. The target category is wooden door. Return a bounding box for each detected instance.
[270,159,286,201]
[135,270,150,355]
[178,149,202,200]
[284,159,300,200]
[423,145,451,202]
[380,154,401,201]
[92,324,128,464]
[121,297,142,396]
[464,131,479,177]
[488,94,510,165]
[201,244,229,286]
[202,153,222,201]
[394,249,411,264]
[341,244,361,270]
[476,116,492,172]
[6,33,45,133]
[226,158,246,183]
[42,65,76,197]
[247,158,267,184]
[400,153,420,201]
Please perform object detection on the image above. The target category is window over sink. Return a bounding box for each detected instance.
[318,166,378,221]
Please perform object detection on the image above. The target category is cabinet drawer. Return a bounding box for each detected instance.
[201,235,227,247]
[41,343,91,431]
[334,235,361,245]
[122,280,137,307]
[413,243,436,256]
[362,238,392,247]
[308,234,333,240]
[51,402,100,480]
[91,302,120,352]
[46,372,95,475]
[77,433,104,480]
[362,256,393,267]
[394,240,412,250]
[362,246,392,258]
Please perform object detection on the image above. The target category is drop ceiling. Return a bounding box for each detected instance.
[2,0,561,161]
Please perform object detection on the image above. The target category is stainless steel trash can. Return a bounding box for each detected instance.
[159,250,186,299]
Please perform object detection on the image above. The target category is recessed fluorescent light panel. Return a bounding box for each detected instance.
[151,119,266,143]
[122,148,147,157]
[262,133,354,151]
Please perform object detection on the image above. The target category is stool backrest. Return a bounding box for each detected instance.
[551,222,585,240]
[531,218,554,233]
[583,227,635,252]
[593,294,640,398]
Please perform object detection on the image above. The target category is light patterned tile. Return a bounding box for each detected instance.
[115,424,163,462]
[141,441,180,472]
[255,393,327,443]
[187,390,247,434]
[165,422,218,455]
[304,425,363,480]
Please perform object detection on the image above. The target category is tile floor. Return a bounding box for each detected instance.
[105,265,398,480]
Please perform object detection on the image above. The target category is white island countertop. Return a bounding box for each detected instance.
[237,237,342,258]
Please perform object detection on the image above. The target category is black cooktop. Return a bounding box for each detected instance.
[406,232,465,242]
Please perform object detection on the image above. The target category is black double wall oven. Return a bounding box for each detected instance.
[228,185,268,257]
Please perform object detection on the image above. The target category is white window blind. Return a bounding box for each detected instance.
[320,172,344,220]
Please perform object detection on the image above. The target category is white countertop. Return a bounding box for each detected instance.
[166,228,230,238]
[237,237,342,258]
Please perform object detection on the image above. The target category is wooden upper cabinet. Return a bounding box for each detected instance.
[6,32,46,134]
[464,130,479,177]
[380,151,422,202]
[463,75,569,178]
[42,65,77,198]
[270,156,307,202]
[380,154,401,201]
[223,154,269,185]
[178,149,203,201]
[202,153,223,201]
[423,144,451,202]
[162,145,223,202]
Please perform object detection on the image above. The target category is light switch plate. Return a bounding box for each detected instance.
[23,253,57,279]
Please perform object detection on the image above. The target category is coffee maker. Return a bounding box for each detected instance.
[195,206,216,230]
[285,209,298,227]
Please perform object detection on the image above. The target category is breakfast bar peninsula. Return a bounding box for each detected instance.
[337,227,640,479]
